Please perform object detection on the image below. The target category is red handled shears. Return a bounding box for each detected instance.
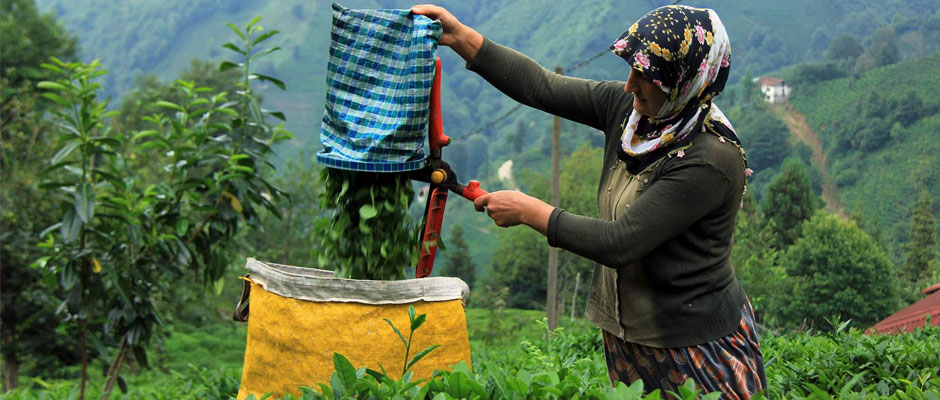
[410,58,487,278]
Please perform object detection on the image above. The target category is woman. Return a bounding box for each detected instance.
[412,4,766,398]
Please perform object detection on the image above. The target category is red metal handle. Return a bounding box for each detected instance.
[428,58,450,152]
[458,180,488,201]
[416,187,448,278]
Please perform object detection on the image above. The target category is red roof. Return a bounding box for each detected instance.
[867,283,940,334]
[754,76,785,87]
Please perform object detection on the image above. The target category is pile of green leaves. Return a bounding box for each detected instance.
[314,168,417,280]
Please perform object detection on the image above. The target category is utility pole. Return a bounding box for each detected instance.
[547,66,562,330]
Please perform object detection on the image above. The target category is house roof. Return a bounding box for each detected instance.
[753,76,785,87]
[867,283,940,334]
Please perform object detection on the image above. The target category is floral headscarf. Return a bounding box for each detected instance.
[610,5,743,174]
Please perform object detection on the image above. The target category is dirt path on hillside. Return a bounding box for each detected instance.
[769,103,845,216]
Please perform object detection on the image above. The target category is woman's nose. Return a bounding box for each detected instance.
[624,71,639,93]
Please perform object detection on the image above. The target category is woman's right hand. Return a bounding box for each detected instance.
[411,4,483,62]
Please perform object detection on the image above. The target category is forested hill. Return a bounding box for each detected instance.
[31,0,940,266]
[35,0,940,163]
[789,51,940,253]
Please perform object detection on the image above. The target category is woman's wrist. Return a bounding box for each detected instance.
[521,196,554,236]
[451,26,483,62]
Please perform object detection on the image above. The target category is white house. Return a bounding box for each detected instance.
[753,76,791,104]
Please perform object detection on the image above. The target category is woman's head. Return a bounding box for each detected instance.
[625,68,668,117]
[611,5,731,119]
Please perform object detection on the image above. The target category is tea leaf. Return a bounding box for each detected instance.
[406,344,441,372]
[331,353,357,397]
[384,318,407,348]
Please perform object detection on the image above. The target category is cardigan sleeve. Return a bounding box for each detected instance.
[547,159,732,268]
[467,37,627,132]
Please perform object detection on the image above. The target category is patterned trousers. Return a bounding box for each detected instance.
[602,301,767,399]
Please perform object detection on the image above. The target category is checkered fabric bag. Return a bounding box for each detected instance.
[316,3,442,172]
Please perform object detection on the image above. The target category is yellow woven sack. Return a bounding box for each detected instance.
[234,259,471,399]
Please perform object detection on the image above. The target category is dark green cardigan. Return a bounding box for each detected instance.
[468,38,747,348]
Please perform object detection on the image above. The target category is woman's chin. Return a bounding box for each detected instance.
[633,101,652,117]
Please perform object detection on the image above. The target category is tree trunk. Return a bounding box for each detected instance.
[80,324,87,400]
[283,207,293,261]
[2,352,18,391]
[101,335,130,400]
[1,296,18,391]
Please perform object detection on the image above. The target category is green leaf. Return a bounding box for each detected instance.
[132,130,161,141]
[252,30,280,46]
[316,383,334,399]
[406,344,441,372]
[332,353,357,397]
[252,46,282,59]
[51,141,80,165]
[61,208,81,243]
[176,218,189,236]
[136,140,170,151]
[226,23,245,40]
[219,61,241,72]
[42,92,71,108]
[37,81,68,90]
[802,383,834,399]
[384,318,408,348]
[223,43,246,56]
[133,345,149,369]
[247,16,262,29]
[265,110,286,121]
[365,368,385,381]
[155,101,184,112]
[249,73,286,90]
[74,183,95,223]
[359,205,378,220]
[410,313,426,331]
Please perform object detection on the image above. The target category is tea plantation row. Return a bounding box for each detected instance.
[4,309,938,399]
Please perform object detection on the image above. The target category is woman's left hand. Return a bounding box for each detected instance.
[473,190,553,234]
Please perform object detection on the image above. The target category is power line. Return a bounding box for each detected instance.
[464,0,682,136]
[465,48,610,136]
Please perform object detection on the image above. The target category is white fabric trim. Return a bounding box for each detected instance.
[244,258,470,305]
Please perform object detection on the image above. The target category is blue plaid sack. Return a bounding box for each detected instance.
[317,3,442,172]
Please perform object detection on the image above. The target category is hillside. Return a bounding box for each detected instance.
[32,0,940,268]
[789,51,940,253]
[36,0,940,149]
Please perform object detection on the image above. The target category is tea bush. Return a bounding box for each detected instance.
[6,311,939,399]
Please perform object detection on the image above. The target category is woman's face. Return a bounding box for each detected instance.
[625,68,668,117]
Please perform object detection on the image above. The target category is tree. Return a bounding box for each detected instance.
[0,0,79,390]
[483,144,602,311]
[901,189,938,286]
[761,159,820,248]
[35,18,291,398]
[827,33,863,60]
[731,192,786,325]
[0,0,77,103]
[117,59,242,133]
[855,26,900,73]
[242,154,323,268]
[483,226,548,309]
[732,106,790,173]
[778,211,900,331]
[439,225,476,289]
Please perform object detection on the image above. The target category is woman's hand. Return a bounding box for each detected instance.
[473,190,554,235]
[411,4,483,62]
